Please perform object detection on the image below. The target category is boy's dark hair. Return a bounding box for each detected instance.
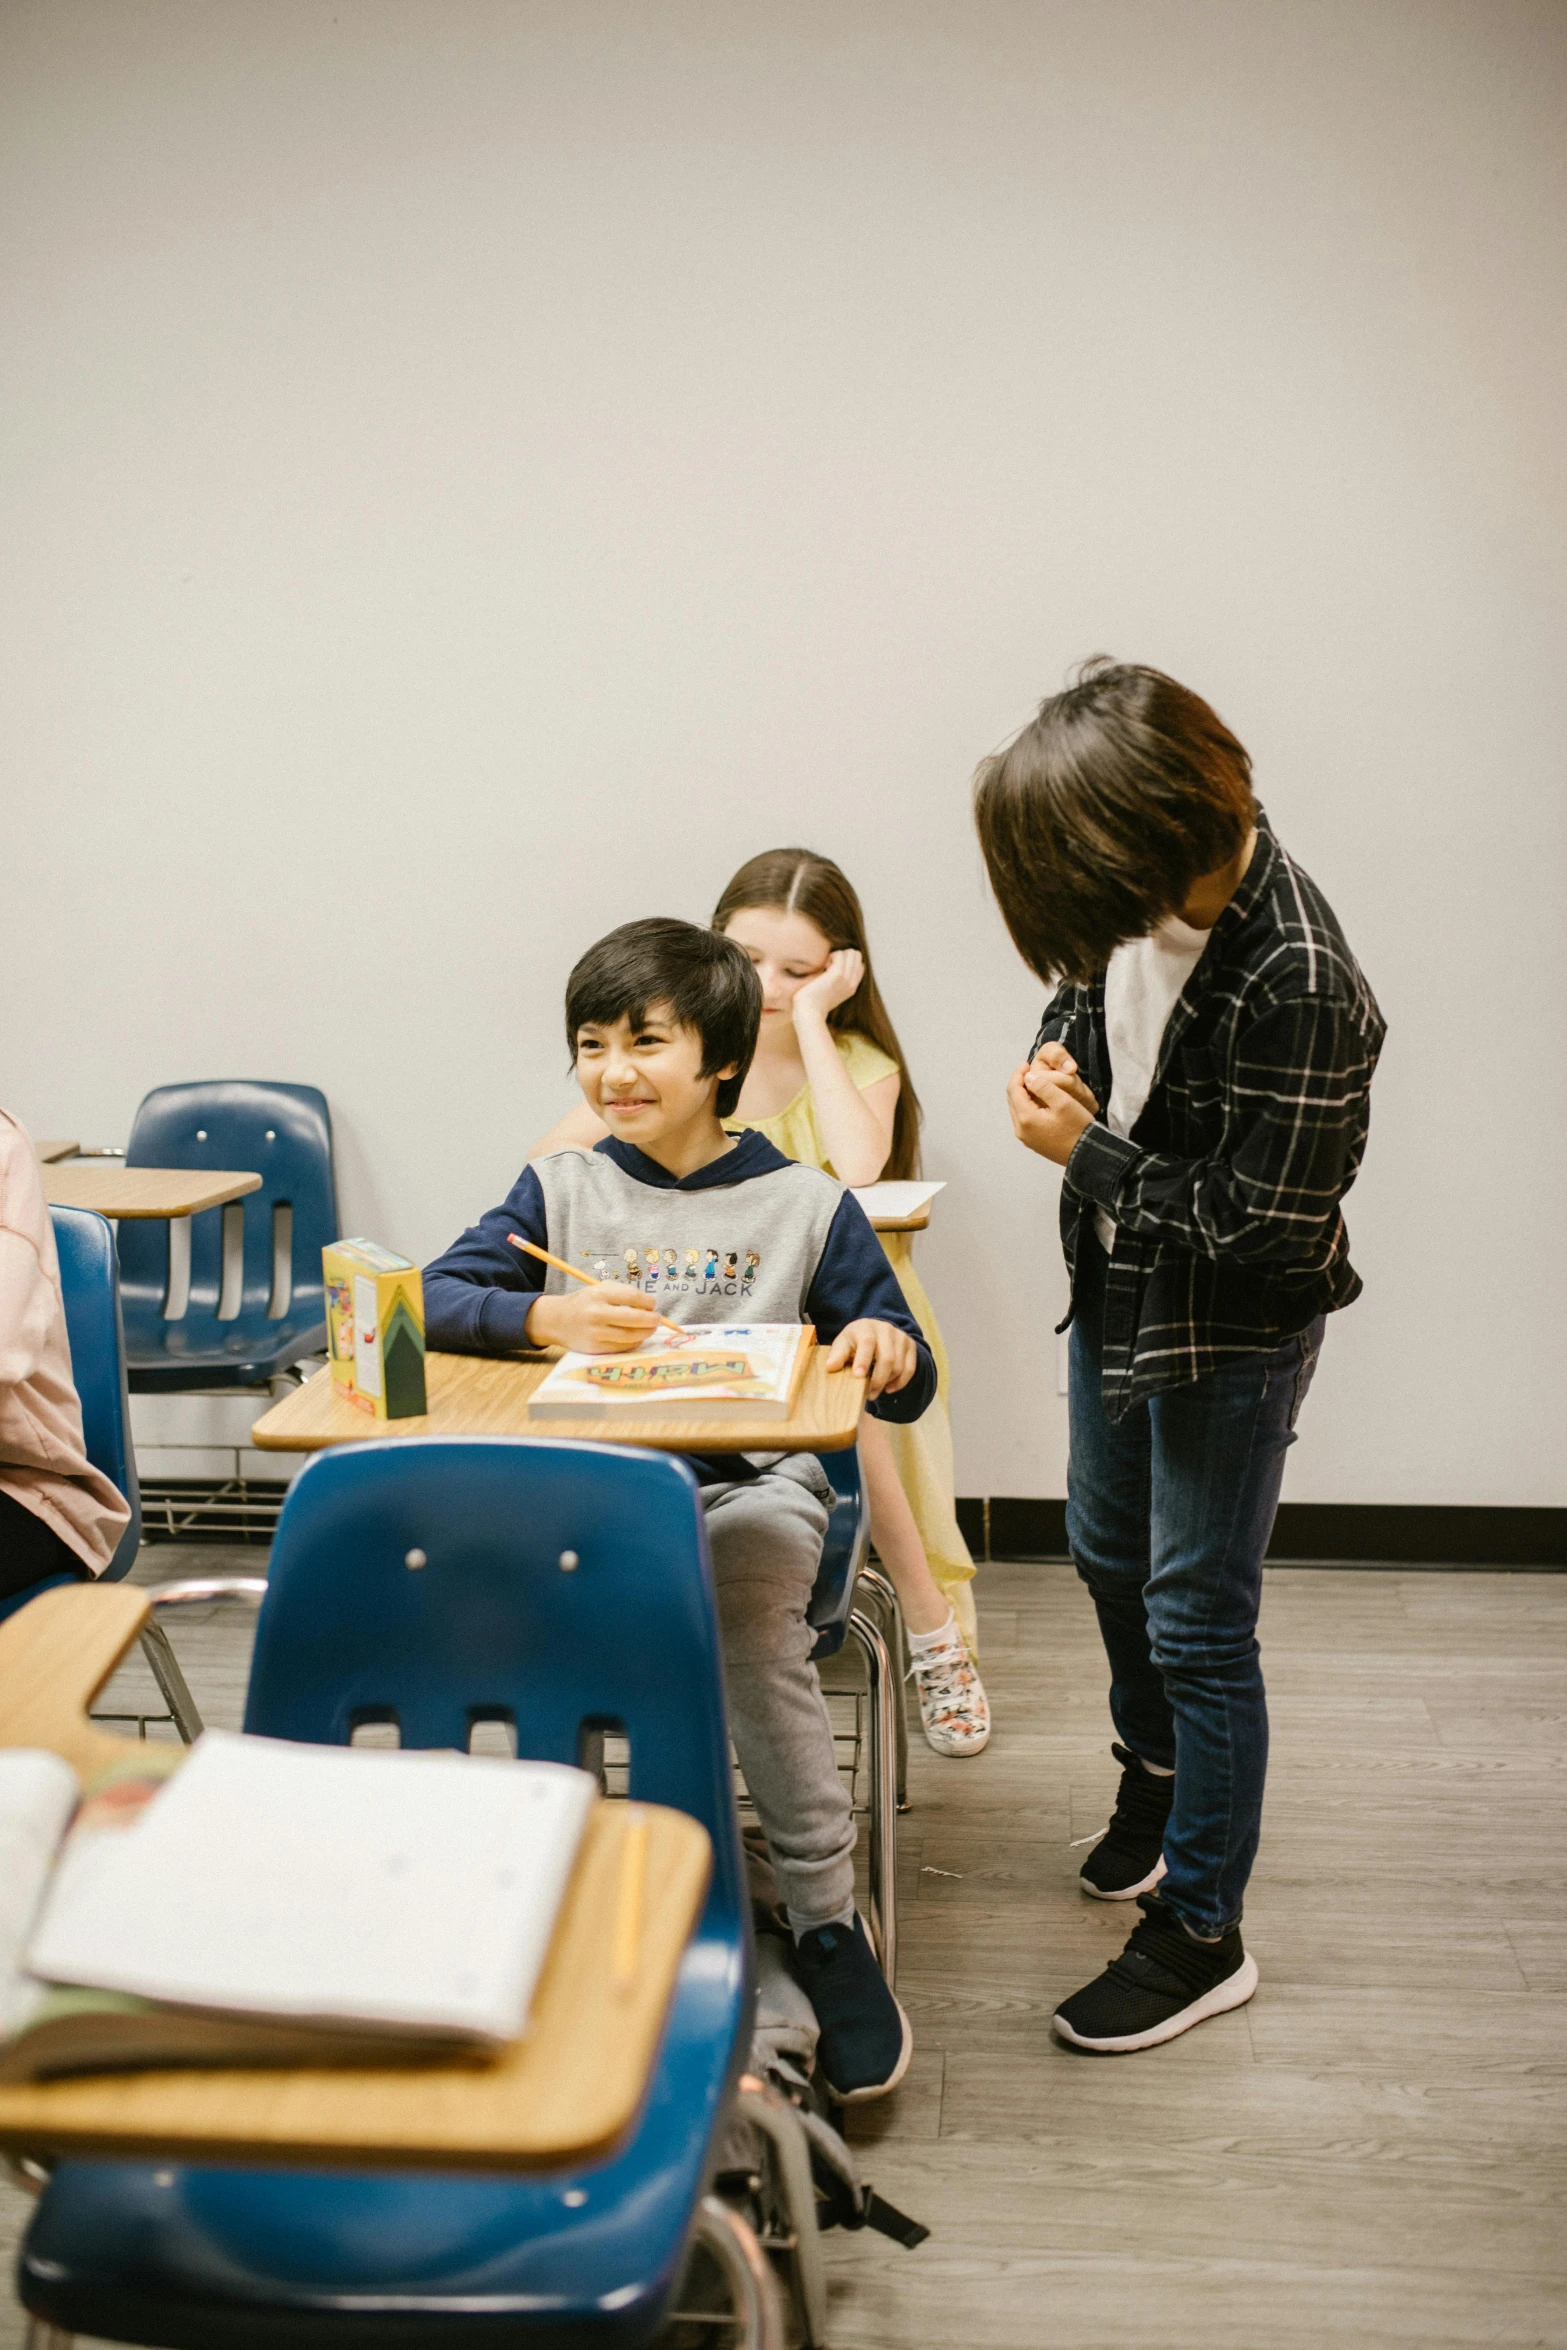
[565,918,762,1119]
[973,660,1256,984]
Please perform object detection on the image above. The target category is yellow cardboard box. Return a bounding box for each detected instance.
[323,1240,428,1419]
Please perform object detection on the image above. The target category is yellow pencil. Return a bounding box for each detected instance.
[508,1235,685,1338]
[613,1805,649,1994]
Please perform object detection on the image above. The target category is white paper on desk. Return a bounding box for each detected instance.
[847,1181,946,1221]
[27,1731,596,2046]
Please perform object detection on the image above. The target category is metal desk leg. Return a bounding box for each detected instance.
[847,1604,898,1987]
[135,1619,203,1744]
[735,2079,829,2348]
[684,2198,786,2350]
[857,1564,910,1812]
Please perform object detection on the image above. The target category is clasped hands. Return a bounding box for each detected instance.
[1006,1042,1100,1167]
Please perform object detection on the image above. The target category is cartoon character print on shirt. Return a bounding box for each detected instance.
[586,1240,762,1301]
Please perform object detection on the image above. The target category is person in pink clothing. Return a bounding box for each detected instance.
[0,1109,130,1609]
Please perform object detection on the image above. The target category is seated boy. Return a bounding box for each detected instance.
[423,916,936,2101]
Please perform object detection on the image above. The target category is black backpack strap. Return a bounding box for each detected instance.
[856,2190,930,2250]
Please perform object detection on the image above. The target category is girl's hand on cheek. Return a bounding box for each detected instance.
[792,948,864,1026]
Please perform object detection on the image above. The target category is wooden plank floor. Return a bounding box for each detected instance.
[828,1561,1567,2349]
[3,1552,1565,2348]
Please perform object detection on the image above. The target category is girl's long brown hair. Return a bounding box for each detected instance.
[712,849,922,1180]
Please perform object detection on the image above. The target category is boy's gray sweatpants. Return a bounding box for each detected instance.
[701,1455,856,1937]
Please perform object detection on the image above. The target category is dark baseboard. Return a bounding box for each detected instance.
[956,1497,1567,1569]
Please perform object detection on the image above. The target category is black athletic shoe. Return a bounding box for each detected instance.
[791,1913,913,2103]
[1078,1742,1173,1900]
[1053,1892,1259,2053]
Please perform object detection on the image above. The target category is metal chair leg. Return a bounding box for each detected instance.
[734,2078,828,2349]
[847,1605,898,1987]
[856,1565,910,1811]
[135,1618,204,1744]
[682,2197,786,2349]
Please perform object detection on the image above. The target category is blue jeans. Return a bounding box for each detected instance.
[1066,1232,1324,1936]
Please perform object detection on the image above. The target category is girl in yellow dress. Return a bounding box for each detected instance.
[713,848,990,1758]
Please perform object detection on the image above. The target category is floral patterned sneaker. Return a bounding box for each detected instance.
[907,1615,991,1757]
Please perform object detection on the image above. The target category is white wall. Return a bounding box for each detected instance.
[3,0,1563,1505]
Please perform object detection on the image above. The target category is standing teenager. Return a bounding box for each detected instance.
[975,662,1384,2053]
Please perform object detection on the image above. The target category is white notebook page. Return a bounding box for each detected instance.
[847,1180,946,1220]
[28,1731,596,2044]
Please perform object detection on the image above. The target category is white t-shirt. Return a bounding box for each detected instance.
[1093,914,1212,1253]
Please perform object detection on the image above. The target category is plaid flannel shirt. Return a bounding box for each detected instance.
[1033,808,1385,1420]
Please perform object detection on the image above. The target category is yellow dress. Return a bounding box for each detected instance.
[731,1030,979,1653]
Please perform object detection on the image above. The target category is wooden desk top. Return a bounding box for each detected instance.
[867,1204,932,1232]
[0,1584,711,2173]
[34,1139,80,1165]
[43,1167,263,1219]
[251,1346,866,1456]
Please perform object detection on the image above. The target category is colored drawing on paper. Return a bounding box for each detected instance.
[582,1352,753,1392]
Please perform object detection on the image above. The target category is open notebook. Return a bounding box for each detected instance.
[1,1733,595,2081]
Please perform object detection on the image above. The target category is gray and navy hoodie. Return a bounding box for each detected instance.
[422,1130,936,1481]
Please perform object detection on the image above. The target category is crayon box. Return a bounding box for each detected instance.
[322,1240,428,1419]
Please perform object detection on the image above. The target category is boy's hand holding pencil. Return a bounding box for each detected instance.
[511,1236,675,1353]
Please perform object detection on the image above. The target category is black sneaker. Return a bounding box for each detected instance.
[1078,1742,1173,1900]
[1053,1893,1259,2053]
[791,1913,913,2103]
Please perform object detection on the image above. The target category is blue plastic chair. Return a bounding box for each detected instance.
[116,1082,339,1391]
[0,1209,207,1737]
[52,1206,141,1579]
[19,1437,788,2350]
[0,1206,142,1634]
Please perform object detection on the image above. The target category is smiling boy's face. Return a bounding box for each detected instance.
[574,1002,737,1160]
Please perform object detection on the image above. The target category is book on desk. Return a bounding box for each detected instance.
[527,1321,815,1423]
[0,1734,595,2083]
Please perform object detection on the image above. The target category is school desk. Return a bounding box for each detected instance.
[0,1581,711,2173]
[865,1201,933,1232]
[41,1167,263,1219]
[33,1139,80,1165]
[249,1345,867,1457]
[850,1179,944,1233]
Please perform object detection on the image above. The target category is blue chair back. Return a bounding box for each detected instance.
[50,1206,140,1580]
[19,1436,755,2343]
[808,1443,868,1660]
[244,1437,746,1933]
[116,1081,339,1388]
